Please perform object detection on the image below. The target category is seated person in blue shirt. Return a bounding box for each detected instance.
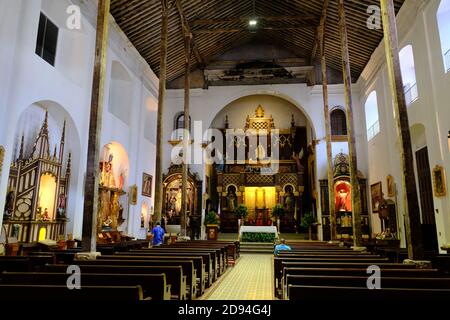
[274,239,291,255]
[152,221,165,246]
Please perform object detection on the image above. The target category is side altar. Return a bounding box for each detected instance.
[2,112,70,243]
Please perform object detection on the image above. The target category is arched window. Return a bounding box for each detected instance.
[437,0,450,72]
[399,45,418,105]
[365,91,380,141]
[330,108,347,136]
[173,112,191,140]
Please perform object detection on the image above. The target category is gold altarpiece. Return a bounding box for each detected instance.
[216,105,307,232]
[2,112,71,243]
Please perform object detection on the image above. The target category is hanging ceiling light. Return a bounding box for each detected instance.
[249,0,258,31]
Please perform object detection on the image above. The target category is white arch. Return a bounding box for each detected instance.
[207,91,317,139]
[14,100,82,238]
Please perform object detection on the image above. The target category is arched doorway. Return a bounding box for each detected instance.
[411,124,439,252]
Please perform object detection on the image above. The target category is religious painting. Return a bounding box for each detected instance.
[387,175,395,197]
[370,182,383,212]
[432,165,446,197]
[129,184,138,205]
[142,173,153,197]
[334,181,352,213]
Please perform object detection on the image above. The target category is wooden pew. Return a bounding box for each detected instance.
[280,267,440,299]
[274,257,391,295]
[2,271,170,300]
[0,255,55,275]
[178,240,240,264]
[44,263,185,300]
[123,251,214,287]
[140,247,224,278]
[0,284,144,301]
[161,242,231,271]
[74,258,197,298]
[98,255,205,296]
[288,285,450,302]
[284,274,450,299]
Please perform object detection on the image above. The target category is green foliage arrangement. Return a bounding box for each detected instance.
[271,204,286,220]
[300,212,316,228]
[204,211,219,225]
[234,204,248,219]
[241,232,276,243]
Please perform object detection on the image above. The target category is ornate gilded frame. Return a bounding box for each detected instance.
[432,165,446,197]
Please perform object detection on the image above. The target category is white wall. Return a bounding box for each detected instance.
[358,0,450,250]
[0,0,159,241]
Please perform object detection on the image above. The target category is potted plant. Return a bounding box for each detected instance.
[301,212,317,240]
[204,211,220,240]
[271,204,285,233]
[234,204,248,227]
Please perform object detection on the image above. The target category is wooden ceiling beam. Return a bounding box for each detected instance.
[175,0,205,68]
[310,0,329,64]
[194,25,317,35]
[191,14,318,26]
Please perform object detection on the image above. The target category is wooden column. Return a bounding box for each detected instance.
[82,0,110,252]
[154,0,170,225]
[338,0,362,247]
[380,0,424,259]
[181,32,192,237]
[318,0,336,241]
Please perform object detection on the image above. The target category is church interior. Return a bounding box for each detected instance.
[0,0,450,303]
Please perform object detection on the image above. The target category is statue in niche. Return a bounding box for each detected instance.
[100,154,116,188]
[284,185,295,212]
[3,189,14,220]
[255,144,266,161]
[292,148,304,172]
[337,189,349,211]
[226,186,238,212]
[56,193,66,219]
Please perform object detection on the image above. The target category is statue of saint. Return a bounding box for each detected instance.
[103,216,112,229]
[57,193,66,218]
[3,190,14,220]
[226,186,237,211]
[284,186,295,212]
[255,144,266,160]
[292,149,305,172]
[337,189,349,211]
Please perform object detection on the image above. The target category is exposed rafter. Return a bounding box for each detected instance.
[175,0,205,68]
[193,25,317,35]
[110,0,406,82]
[191,15,318,26]
[311,0,330,64]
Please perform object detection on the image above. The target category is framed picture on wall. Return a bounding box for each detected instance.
[432,165,446,197]
[142,173,153,198]
[386,175,395,197]
[370,182,382,212]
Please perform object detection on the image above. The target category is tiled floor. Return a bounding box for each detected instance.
[200,254,274,300]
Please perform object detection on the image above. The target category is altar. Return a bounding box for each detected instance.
[239,226,278,239]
